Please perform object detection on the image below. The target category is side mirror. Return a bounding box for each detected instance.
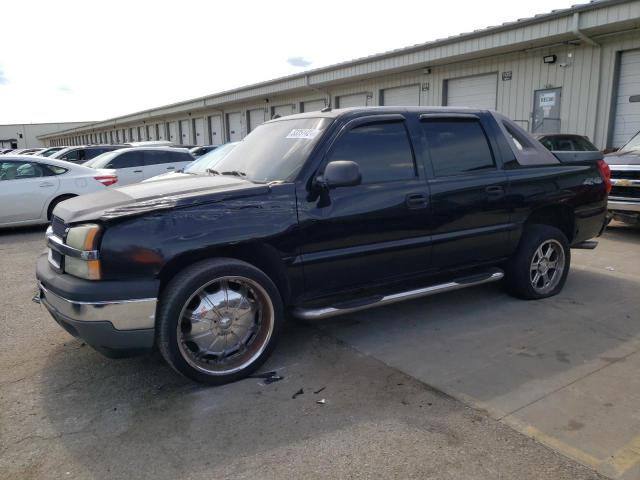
[318,160,361,189]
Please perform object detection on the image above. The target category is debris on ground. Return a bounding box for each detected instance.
[249,371,284,385]
[292,388,304,399]
[316,398,326,405]
[313,387,326,394]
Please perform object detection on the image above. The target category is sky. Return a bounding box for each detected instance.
[0,0,581,124]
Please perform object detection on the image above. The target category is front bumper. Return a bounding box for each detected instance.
[608,199,640,214]
[36,254,158,358]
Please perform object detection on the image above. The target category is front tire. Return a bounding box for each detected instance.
[157,258,284,384]
[506,224,570,300]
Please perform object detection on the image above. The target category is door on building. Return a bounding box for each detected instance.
[337,93,368,108]
[209,115,223,145]
[168,122,178,143]
[272,104,294,119]
[381,85,420,106]
[532,88,562,134]
[302,99,326,113]
[446,73,498,109]
[226,112,242,141]
[179,120,191,145]
[612,50,640,147]
[248,108,265,132]
[194,118,205,145]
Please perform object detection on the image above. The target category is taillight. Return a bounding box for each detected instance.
[94,175,118,187]
[596,159,611,194]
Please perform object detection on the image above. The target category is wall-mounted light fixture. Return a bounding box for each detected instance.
[543,54,557,64]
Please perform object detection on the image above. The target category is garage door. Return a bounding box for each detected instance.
[248,108,265,132]
[302,99,326,112]
[209,115,222,145]
[147,125,155,141]
[167,122,177,143]
[612,50,640,147]
[381,85,420,106]
[337,93,368,108]
[194,118,205,145]
[446,73,497,109]
[272,104,294,118]
[179,120,191,145]
[227,112,242,141]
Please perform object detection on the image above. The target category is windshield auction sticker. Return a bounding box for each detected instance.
[286,129,321,139]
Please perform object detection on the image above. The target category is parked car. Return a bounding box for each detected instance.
[38,146,67,157]
[83,147,194,185]
[36,107,609,384]
[534,134,598,152]
[143,142,238,182]
[51,145,126,164]
[125,141,173,148]
[605,130,640,225]
[0,156,117,228]
[20,148,47,156]
[189,145,219,157]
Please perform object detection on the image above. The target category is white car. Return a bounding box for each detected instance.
[143,142,238,182]
[84,147,194,185]
[0,156,117,228]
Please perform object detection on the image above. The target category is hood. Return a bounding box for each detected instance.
[54,175,270,224]
[142,171,194,183]
[605,150,640,166]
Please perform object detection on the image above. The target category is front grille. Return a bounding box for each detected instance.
[610,186,640,198]
[51,216,66,239]
[610,170,640,180]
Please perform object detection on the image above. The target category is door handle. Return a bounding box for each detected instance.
[39,182,54,187]
[406,193,428,209]
[133,170,143,173]
[485,186,504,197]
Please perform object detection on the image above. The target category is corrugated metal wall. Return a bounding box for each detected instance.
[47,8,640,149]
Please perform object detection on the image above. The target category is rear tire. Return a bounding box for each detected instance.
[506,224,570,300]
[157,258,284,385]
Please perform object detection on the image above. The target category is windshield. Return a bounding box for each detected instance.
[184,143,238,173]
[213,117,332,183]
[84,150,124,168]
[621,130,640,152]
[50,147,73,159]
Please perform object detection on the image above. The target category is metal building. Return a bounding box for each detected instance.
[0,122,92,149]
[40,0,640,150]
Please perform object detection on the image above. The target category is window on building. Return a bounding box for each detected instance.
[421,119,495,176]
[328,120,416,184]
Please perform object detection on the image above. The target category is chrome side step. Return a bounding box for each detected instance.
[293,268,504,321]
[571,240,598,250]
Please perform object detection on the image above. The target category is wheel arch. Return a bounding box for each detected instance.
[46,193,77,220]
[158,242,291,304]
[524,205,575,243]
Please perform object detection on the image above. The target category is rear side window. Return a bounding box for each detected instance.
[172,150,193,162]
[421,119,495,176]
[106,151,144,168]
[328,121,415,184]
[60,149,80,161]
[144,150,174,165]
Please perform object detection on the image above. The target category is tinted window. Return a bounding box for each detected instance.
[541,136,597,152]
[144,150,173,165]
[172,150,193,163]
[0,161,47,180]
[328,121,415,184]
[106,151,144,168]
[422,119,495,176]
[60,149,80,161]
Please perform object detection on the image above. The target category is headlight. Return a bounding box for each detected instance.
[64,224,102,280]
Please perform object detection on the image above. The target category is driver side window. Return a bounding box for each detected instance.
[327,121,416,184]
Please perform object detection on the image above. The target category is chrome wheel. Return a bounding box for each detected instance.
[529,239,565,294]
[177,276,274,376]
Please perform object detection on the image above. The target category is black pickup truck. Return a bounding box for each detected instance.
[35,107,610,384]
